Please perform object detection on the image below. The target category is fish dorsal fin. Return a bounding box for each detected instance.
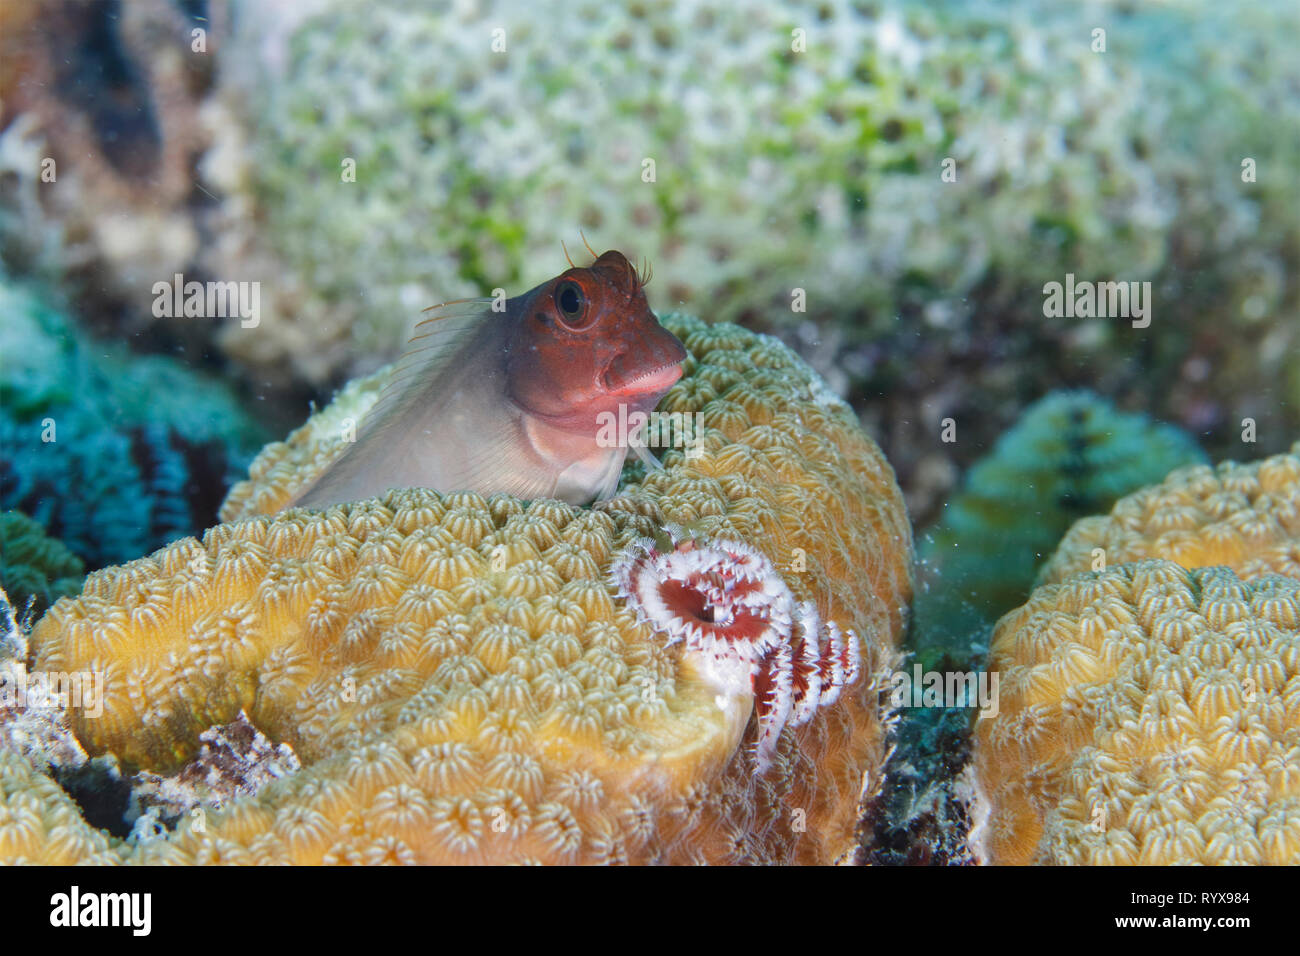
[363,297,499,434]
[351,294,567,503]
[286,297,501,509]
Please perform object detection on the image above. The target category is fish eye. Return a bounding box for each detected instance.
[554,281,587,326]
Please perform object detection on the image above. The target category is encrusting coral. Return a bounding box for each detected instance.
[1037,442,1300,587]
[973,443,1300,864]
[12,315,912,864]
[973,561,1300,865]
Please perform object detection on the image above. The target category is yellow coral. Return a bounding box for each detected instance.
[0,751,119,865]
[973,561,1300,864]
[1037,443,1300,586]
[19,315,912,864]
[976,445,1300,865]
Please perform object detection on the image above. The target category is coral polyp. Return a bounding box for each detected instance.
[610,531,861,772]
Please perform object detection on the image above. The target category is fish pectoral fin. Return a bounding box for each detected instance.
[590,462,625,502]
[628,440,665,473]
[440,413,562,503]
[554,447,628,503]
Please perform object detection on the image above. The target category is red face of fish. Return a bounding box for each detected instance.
[505,250,687,433]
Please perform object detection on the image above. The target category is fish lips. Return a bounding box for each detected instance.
[602,330,687,398]
[604,359,684,397]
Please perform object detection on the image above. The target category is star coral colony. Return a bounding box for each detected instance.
[611,531,861,771]
[596,405,705,459]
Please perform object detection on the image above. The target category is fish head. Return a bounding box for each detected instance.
[506,250,687,433]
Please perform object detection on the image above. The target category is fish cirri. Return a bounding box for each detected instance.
[288,250,687,509]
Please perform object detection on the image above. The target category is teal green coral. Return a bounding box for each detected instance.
[0,276,268,569]
[0,510,84,618]
[911,390,1206,659]
[209,0,1300,385]
[0,279,80,417]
